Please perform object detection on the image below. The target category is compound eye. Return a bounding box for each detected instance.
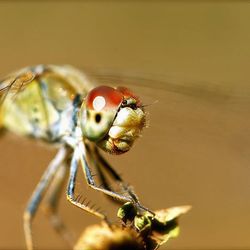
[117,87,142,107]
[86,86,123,111]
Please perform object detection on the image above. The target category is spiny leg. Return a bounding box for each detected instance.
[66,150,107,221]
[42,162,74,248]
[90,151,123,206]
[77,142,133,204]
[23,147,68,250]
[93,147,140,203]
[86,146,127,206]
[92,147,155,215]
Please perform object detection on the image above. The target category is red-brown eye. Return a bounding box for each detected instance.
[117,87,142,106]
[86,86,123,111]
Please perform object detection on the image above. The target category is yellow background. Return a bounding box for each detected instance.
[0,1,249,249]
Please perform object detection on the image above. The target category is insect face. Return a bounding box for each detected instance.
[80,86,146,154]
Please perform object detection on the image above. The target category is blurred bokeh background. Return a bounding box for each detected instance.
[0,1,249,249]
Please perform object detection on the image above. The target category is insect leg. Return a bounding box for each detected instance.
[93,147,155,215]
[89,150,123,205]
[93,147,140,203]
[23,147,68,250]
[77,142,133,204]
[85,145,127,206]
[42,163,74,248]
[66,150,107,220]
[86,145,122,205]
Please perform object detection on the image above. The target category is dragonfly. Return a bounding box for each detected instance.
[0,65,153,250]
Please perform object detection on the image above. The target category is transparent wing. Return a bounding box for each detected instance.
[0,68,36,105]
[2,65,248,106]
[84,67,250,101]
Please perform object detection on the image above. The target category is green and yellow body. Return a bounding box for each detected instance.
[0,65,93,143]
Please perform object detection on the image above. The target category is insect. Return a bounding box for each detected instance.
[0,65,152,250]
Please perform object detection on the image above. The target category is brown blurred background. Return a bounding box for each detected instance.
[0,1,249,249]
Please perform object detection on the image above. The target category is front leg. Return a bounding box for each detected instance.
[93,147,140,204]
[77,142,133,204]
[78,142,154,215]
[87,146,137,206]
[66,149,107,221]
